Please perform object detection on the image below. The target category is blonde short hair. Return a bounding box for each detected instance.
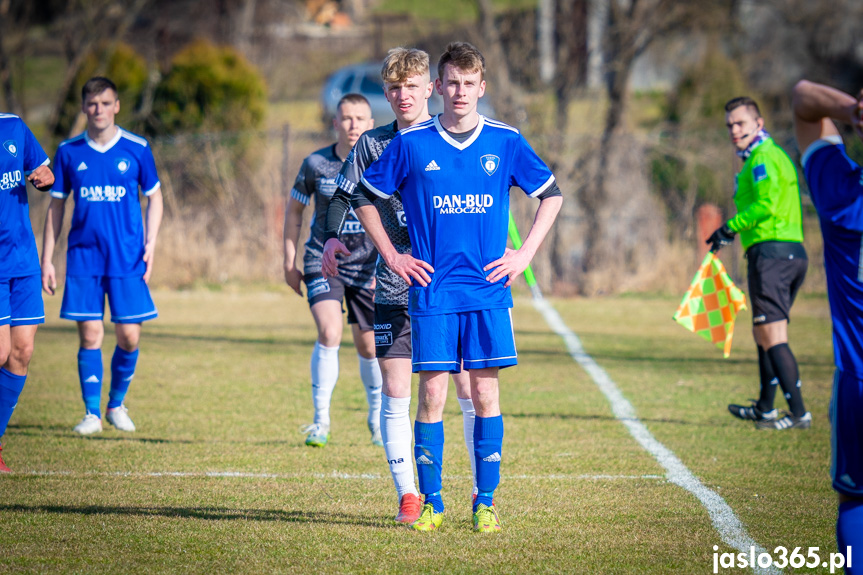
[381,47,430,86]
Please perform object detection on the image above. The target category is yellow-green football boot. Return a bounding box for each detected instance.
[473,503,501,533]
[410,503,443,531]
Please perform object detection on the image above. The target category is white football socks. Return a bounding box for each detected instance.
[380,393,418,498]
[310,342,339,426]
[458,396,478,494]
[358,354,382,431]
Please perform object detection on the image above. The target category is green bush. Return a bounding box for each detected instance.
[151,39,267,134]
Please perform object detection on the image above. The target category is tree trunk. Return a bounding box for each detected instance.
[475,0,523,125]
[0,0,22,116]
[538,0,555,84]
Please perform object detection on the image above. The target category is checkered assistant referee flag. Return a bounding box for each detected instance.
[673,252,747,358]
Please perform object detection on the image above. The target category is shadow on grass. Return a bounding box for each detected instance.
[0,504,383,527]
[505,411,719,427]
[7,425,299,446]
[517,347,756,365]
[37,324,314,349]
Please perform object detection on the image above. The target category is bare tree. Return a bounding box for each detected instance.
[0,0,34,116]
[46,0,150,139]
[579,0,725,284]
[474,0,525,126]
[234,0,258,55]
[553,0,588,126]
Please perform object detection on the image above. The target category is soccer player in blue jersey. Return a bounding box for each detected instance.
[41,77,163,436]
[283,94,382,448]
[321,47,481,525]
[354,42,562,532]
[792,79,863,573]
[0,114,54,472]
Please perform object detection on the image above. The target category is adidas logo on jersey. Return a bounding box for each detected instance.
[84,375,100,383]
[77,162,88,171]
[482,452,501,463]
[416,455,433,465]
[424,160,441,171]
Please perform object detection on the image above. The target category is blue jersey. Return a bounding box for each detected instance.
[361,115,555,316]
[0,114,50,280]
[802,136,863,376]
[51,129,160,278]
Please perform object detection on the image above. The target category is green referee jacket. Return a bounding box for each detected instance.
[727,137,804,251]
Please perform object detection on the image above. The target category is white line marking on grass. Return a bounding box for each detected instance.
[531,296,781,575]
[13,470,664,482]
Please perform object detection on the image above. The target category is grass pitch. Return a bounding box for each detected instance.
[1,289,836,574]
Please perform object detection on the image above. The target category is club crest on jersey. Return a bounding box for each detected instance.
[3,140,18,157]
[480,154,500,176]
[116,158,131,174]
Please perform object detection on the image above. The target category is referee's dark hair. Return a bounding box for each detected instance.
[82,77,118,101]
[725,96,761,119]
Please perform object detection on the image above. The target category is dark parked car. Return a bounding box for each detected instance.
[320,62,494,126]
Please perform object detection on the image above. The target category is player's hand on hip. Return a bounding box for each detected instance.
[386,253,433,287]
[143,241,156,284]
[27,166,54,191]
[41,262,56,295]
[284,267,303,296]
[484,247,530,287]
[322,238,350,279]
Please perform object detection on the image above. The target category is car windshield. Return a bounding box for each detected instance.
[360,74,383,94]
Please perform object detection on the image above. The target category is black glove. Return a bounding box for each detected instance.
[706,224,736,252]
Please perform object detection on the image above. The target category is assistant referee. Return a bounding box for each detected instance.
[708,96,811,430]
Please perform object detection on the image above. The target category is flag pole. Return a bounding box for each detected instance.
[508,210,543,299]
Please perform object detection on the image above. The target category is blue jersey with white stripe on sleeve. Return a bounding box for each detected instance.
[51,128,160,278]
[360,115,555,316]
[0,114,50,280]
[801,136,863,377]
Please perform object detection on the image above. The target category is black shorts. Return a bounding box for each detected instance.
[746,242,808,325]
[303,272,374,331]
[374,304,412,359]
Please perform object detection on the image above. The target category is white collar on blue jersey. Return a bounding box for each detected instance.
[434,114,485,151]
[801,134,843,169]
[85,127,123,153]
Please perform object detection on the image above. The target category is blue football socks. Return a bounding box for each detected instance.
[77,348,103,418]
[415,420,445,513]
[474,415,504,511]
[838,500,863,574]
[0,368,27,438]
[108,346,138,409]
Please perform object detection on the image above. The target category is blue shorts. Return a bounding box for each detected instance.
[60,276,158,324]
[0,274,44,327]
[410,308,517,373]
[831,369,863,497]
